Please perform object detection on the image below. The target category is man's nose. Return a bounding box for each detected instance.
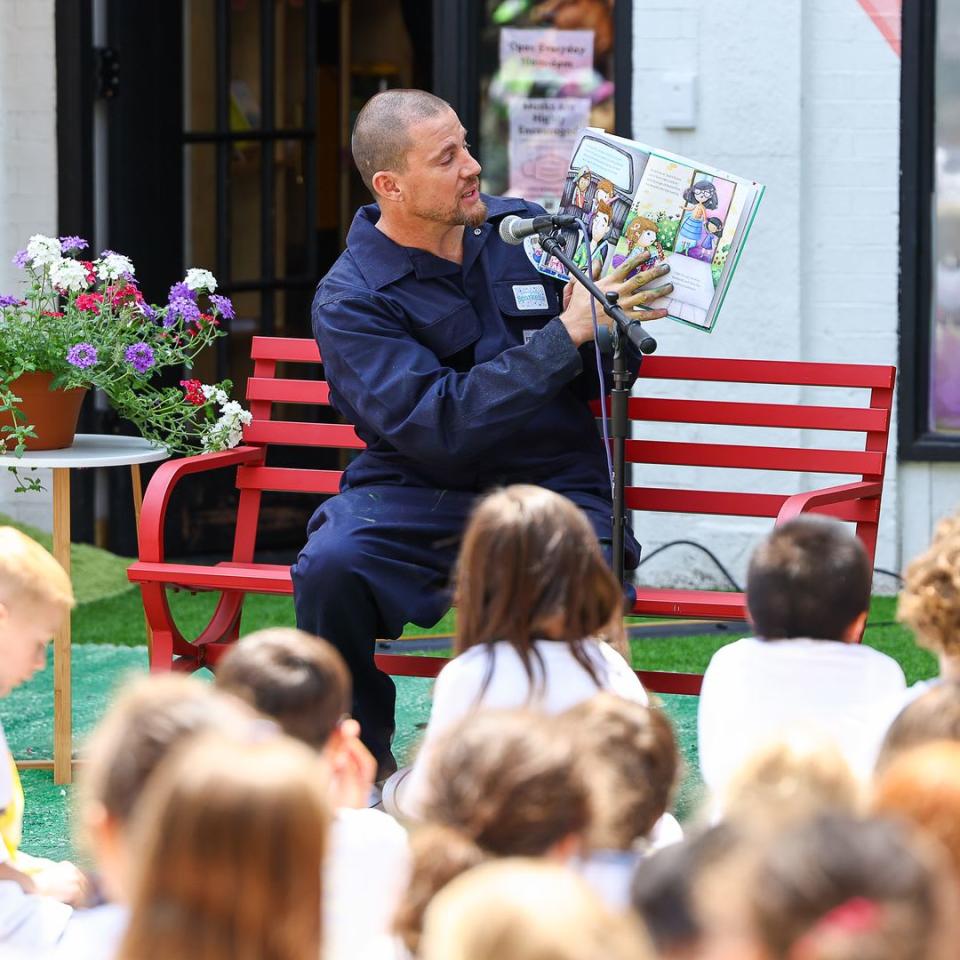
[463,152,482,179]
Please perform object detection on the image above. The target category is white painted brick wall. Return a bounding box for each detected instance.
[0,0,57,528]
[630,0,902,591]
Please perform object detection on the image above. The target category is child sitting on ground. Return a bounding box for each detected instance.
[896,516,960,700]
[115,731,331,960]
[698,517,906,798]
[559,693,682,909]
[57,674,255,959]
[393,709,590,957]
[0,526,87,946]
[215,627,409,960]
[419,859,653,960]
[384,485,647,817]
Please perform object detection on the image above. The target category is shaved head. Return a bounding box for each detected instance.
[352,89,453,195]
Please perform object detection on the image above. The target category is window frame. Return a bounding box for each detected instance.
[898,0,957,459]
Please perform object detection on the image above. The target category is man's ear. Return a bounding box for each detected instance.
[371,170,403,204]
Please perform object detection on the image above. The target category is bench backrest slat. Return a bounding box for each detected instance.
[629,398,889,433]
[243,421,364,448]
[237,466,342,495]
[247,377,330,405]
[625,440,884,477]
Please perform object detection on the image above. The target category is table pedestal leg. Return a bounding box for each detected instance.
[52,468,72,785]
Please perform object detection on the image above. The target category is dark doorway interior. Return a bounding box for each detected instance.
[57,0,433,558]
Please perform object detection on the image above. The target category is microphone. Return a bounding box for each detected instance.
[624,320,657,355]
[498,213,578,245]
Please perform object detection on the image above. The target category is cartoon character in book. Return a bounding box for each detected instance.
[591,179,615,220]
[691,216,723,263]
[571,167,592,212]
[675,179,719,254]
[573,200,615,271]
[612,215,663,276]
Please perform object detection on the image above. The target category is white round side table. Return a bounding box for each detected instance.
[2,435,168,784]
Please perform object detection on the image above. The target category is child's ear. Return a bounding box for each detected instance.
[841,610,869,643]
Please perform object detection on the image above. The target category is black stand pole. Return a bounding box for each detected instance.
[538,233,658,588]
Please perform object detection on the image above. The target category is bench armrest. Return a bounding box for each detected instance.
[138,446,263,562]
[775,480,883,525]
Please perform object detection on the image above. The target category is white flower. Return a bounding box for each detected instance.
[201,404,252,451]
[184,268,217,293]
[50,258,89,292]
[26,234,62,268]
[97,253,135,280]
[200,384,229,406]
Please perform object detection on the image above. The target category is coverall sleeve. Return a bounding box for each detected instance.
[315,294,584,463]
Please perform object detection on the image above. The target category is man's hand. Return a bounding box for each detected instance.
[560,251,672,348]
[33,860,91,906]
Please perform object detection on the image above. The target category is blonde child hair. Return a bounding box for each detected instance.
[116,731,331,960]
[722,733,862,830]
[77,674,256,901]
[897,523,960,658]
[0,526,73,610]
[560,693,679,850]
[419,859,653,960]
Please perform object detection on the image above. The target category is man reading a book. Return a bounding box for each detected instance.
[292,89,672,777]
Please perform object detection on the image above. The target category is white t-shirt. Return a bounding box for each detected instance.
[324,808,410,960]
[398,639,647,818]
[0,880,72,951]
[50,903,127,960]
[698,637,907,799]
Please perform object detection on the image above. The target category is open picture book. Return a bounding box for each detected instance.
[524,128,764,333]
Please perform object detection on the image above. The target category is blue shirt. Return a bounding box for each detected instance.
[312,195,626,498]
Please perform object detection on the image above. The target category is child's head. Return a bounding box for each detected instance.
[560,693,679,851]
[0,526,74,696]
[419,859,653,960]
[631,823,744,959]
[215,628,350,751]
[897,526,960,660]
[873,741,960,882]
[706,216,723,235]
[721,733,862,829]
[683,180,719,208]
[116,731,330,960]
[876,682,960,773]
[454,485,623,671]
[396,710,588,953]
[746,518,872,642]
[748,813,949,960]
[78,674,256,902]
[591,202,613,241]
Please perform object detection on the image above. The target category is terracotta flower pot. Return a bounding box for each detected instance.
[5,372,88,451]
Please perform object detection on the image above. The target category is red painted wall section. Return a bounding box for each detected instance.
[856,0,902,56]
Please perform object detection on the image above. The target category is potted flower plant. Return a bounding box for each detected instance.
[0,234,252,490]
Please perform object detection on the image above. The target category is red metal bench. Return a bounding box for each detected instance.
[128,337,895,695]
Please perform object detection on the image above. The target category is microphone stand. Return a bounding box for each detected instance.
[537,231,658,588]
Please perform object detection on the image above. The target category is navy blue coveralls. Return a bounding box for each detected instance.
[292,194,640,769]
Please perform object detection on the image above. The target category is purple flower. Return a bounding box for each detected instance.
[11,250,28,269]
[166,295,201,326]
[168,281,196,303]
[209,294,235,320]
[140,303,157,322]
[0,295,22,308]
[124,342,156,373]
[58,236,89,252]
[66,343,98,369]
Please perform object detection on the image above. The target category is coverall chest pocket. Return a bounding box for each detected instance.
[492,280,561,343]
[410,303,481,363]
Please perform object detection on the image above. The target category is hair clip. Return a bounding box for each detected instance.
[814,897,882,934]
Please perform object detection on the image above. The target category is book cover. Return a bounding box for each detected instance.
[524,128,764,333]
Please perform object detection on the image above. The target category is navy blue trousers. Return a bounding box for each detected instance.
[291,484,638,770]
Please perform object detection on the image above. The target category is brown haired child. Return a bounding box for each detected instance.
[115,732,331,960]
[393,709,589,956]
[560,694,682,908]
[698,517,905,799]
[215,628,409,960]
[876,680,960,773]
[383,485,646,818]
